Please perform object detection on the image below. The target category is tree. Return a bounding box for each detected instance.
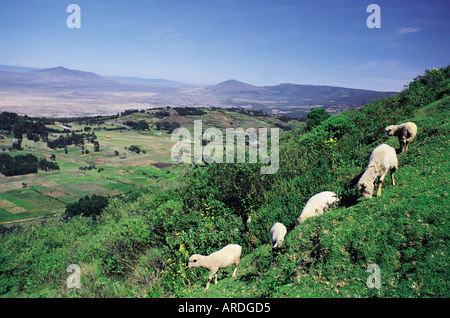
[11,139,23,151]
[306,108,331,131]
[63,194,109,221]
[129,145,141,154]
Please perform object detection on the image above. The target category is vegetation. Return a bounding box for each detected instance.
[0,66,448,298]
[154,121,181,132]
[0,106,297,225]
[47,132,97,149]
[123,120,149,131]
[63,194,109,221]
[173,107,206,116]
[305,107,331,131]
[0,112,50,141]
[0,153,59,176]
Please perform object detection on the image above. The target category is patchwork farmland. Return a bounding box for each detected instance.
[0,107,302,225]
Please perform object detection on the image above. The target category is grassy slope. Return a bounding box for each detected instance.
[186,96,449,298]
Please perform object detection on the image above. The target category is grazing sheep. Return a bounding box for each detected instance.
[270,222,287,249]
[384,122,417,153]
[295,191,339,225]
[188,244,242,291]
[355,144,398,199]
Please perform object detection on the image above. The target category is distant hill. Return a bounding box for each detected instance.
[205,79,398,117]
[0,66,166,92]
[0,65,41,73]
[206,79,260,93]
[112,76,187,87]
[0,65,398,118]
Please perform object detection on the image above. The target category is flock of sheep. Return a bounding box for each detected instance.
[188,122,417,291]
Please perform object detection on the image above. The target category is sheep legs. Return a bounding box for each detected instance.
[400,133,414,152]
[399,137,406,153]
[232,263,239,277]
[204,264,239,291]
[205,269,219,291]
[377,170,396,196]
[376,180,383,197]
[205,272,217,291]
[376,173,387,197]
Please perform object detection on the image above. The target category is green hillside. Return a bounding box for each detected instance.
[188,93,450,298]
[0,66,448,298]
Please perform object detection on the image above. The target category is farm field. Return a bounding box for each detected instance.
[0,128,181,224]
[0,107,302,225]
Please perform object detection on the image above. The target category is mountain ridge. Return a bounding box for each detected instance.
[0,65,398,118]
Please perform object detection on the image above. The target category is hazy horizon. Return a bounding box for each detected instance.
[1,0,449,91]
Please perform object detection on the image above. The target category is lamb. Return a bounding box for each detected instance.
[295,191,339,225]
[384,122,417,153]
[270,222,287,249]
[355,144,398,199]
[188,244,242,291]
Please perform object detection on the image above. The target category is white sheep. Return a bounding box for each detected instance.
[188,244,242,291]
[295,191,339,225]
[270,222,287,249]
[384,122,417,153]
[355,143,398,199]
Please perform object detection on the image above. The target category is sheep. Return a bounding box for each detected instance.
[270,222,287,249]
[355,144,398,199]
[295,191,339,226]
[384,122,417,153]
[188,244,242,291]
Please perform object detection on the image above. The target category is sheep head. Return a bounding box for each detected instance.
[273,239,284,249]
[188,254,204,269]
[384,125,397,138]
[355,181,373,199]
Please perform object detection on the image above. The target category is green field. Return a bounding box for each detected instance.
[0,108,302,225]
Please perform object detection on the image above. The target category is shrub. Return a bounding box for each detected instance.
[63,194,109,221]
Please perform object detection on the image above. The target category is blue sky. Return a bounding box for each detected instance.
[0,0,449,91]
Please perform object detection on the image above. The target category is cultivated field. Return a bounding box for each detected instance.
[0,108,302,225]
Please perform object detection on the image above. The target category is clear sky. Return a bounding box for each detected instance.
[0,0,449,91]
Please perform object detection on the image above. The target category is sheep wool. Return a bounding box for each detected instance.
[355,143,398,199]
[188,244,242,291]
[384,122,417,153]
[295,191,339,225]
[270,222,287,249]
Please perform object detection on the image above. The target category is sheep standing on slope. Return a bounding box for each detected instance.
[384,122,417,153]
[270,222,287,249]
[295,191,339,226]
[188,244,242,291]
[355,144,398,199]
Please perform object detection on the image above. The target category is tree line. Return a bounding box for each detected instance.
[0,153,60,177]
[46,132,98,150]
